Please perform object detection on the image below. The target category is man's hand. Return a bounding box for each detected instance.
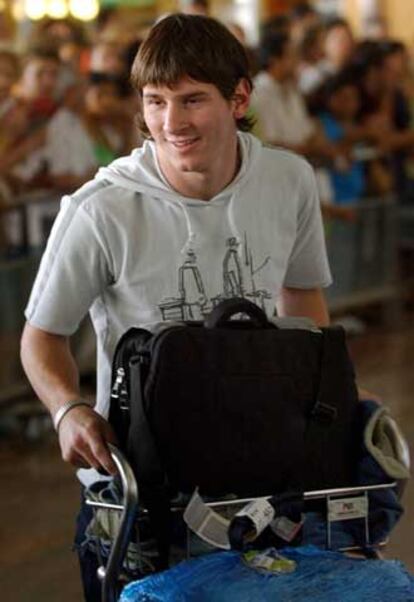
[57,405,118,475]
[21,323,119,476]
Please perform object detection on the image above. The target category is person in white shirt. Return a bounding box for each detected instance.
[21,15,331,600]
[297,23,327,96]
[252,30,332,161]
[46,72,133,191]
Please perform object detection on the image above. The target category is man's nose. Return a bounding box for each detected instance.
[163,102,187,133]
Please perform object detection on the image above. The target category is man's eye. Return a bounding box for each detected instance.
[185,97,202,106]
[146,99,163,107]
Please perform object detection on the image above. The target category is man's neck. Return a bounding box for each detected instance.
[163,170,236,201]
[166,173,222,201]
[157,141,241,201]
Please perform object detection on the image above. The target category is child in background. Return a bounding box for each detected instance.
[318,70,365,215]
[317,69,390,219]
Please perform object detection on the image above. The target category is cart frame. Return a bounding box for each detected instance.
[88,444,397,602]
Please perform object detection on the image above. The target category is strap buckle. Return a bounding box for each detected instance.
[311,400,337,425]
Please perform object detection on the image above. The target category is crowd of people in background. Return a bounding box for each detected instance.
[251,7,414,222]
[1,1,414,251]
[0,13,141,201]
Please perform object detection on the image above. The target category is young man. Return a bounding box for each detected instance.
[252,30,332,161]
[20,14,331,598]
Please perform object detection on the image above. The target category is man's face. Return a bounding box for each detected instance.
[90,44,125,76]
[21,58,60,98]
[142,77,249,187]
[86,82,120,117]
[325,26,354,67]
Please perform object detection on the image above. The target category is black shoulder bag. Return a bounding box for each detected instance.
[109,298,360,565]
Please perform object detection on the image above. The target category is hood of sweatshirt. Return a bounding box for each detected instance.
[95,132,262,255]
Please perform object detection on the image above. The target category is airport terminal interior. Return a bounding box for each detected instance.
[1,0,414,600]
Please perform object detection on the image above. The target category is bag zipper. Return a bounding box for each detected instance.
[110,327,151,413]
[110,322,198,414]
[111,367,129,410]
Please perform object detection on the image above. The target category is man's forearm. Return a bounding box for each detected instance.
[276,287,330,327]
[20,322,81,417]
[20,322,117,473]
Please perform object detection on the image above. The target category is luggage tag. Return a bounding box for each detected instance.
[270,514,305,542]
[327,496,368,522]
[183,489,231,550]
[242,548,297,575]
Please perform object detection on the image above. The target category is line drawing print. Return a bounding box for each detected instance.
[223,236,245,298]
[158,233,272,320]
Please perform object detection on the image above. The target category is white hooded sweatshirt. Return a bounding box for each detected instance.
[25,132,331,418]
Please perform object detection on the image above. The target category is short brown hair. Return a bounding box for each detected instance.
[130,13,254,136]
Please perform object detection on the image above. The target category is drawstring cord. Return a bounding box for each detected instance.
[179,190,243,258]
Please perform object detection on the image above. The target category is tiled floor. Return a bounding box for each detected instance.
[0,314,413,602]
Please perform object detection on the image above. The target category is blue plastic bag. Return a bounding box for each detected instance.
[120,545,414,601]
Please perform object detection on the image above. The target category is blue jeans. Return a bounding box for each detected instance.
[74,489,103,602]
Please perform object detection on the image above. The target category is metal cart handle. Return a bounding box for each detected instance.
[97,444,139,602]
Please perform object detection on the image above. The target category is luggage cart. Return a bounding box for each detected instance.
[88,444,399,602]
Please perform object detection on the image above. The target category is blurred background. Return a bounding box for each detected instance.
[0,0,413,600]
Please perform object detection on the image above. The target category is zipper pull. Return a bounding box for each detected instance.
[111,367,125,399]
[111,367,129,411]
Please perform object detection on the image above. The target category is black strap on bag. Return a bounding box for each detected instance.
[301,326,359,490]
[128,356,171,569]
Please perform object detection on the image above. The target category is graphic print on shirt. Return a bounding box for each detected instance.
[158,233,272,321]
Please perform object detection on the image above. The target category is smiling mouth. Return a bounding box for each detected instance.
[168,137,200,149]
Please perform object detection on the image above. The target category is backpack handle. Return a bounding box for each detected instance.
[204,298,270,329]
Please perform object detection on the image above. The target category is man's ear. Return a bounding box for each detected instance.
[232,78,251,119]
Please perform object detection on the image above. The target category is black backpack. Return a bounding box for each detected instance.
[108,298,361,564]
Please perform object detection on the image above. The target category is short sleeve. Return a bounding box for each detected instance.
[25,194,114,335]
[283,161,332,289]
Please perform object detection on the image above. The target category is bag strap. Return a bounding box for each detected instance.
[310,327,342,425]
[127,355,171,568]
[314,325,357,420]
[300,326,359,487]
